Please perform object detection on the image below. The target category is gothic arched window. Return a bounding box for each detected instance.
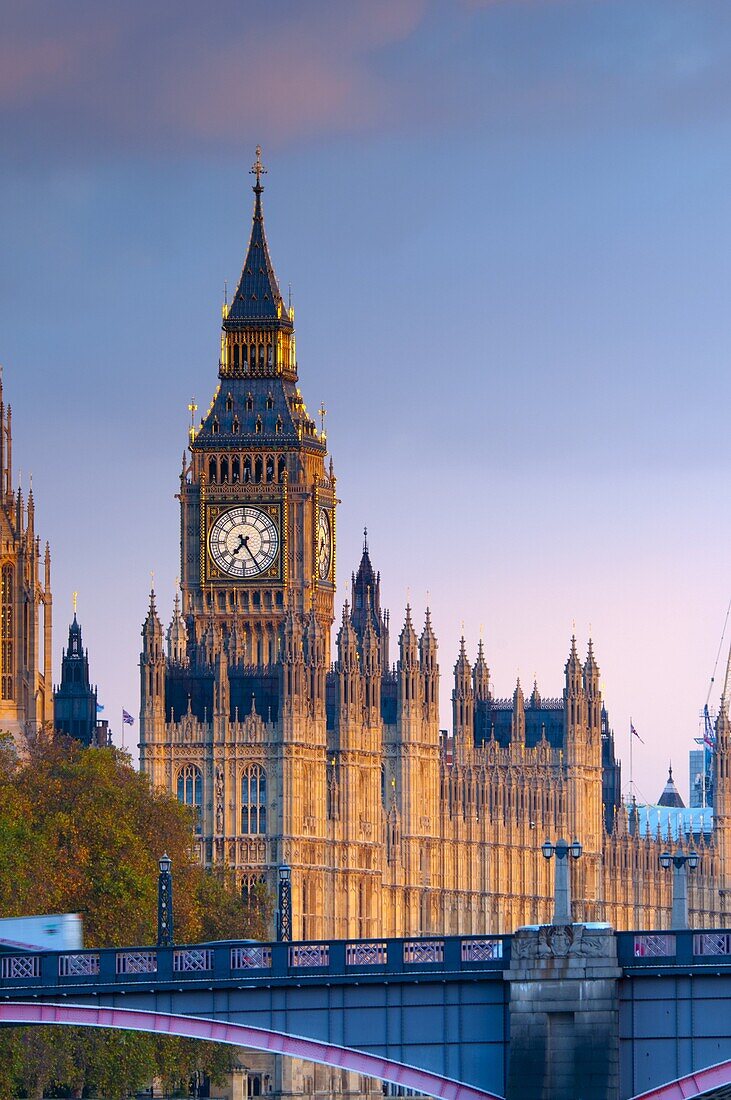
[233,345,240,370]
[241,873,265,907]
[254,455,263,483]
[177,764,202,833]
[266,456,274,482]
[208,457,217,484]
[243,456,252,483]
[220,457,229,484]
[277,455,286,482]
[1,564,13,701]
[241,765,267,834]
[232,456,240,482]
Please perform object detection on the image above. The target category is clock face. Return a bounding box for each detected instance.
[317,508,332,581]
[209,506,279,579]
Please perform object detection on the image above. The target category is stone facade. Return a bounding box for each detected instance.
[0,377,52,748]
[140,158,731,945]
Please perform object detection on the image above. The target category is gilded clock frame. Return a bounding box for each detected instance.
[203,501,284,585]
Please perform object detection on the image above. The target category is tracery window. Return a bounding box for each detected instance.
[241,873,266,906]
[177,764,202,833]
[241,765,267,834]
[1,564,12,700]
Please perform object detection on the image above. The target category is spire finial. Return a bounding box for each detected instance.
[363,526,368,554]
[72,591,78,616]
[319,402,327,436]
[251,145,267,193]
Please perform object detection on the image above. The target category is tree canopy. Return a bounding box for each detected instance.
[0,734,271,1097]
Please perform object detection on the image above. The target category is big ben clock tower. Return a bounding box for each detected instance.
[140,150,339,884]
[179,147,335,666]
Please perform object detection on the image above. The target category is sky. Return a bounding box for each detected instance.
[2,0,731,801]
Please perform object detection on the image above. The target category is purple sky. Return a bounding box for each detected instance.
[2,0,731,802]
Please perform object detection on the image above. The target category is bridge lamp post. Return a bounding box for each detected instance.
[659,850,699,929]
[157,853,174,947]
[277,863,292,942]
[541,838,582,925]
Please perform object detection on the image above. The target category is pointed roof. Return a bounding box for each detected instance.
[225,147,286,325]
[658,763,685,809]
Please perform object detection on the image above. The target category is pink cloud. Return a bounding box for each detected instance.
[0,1,429,157]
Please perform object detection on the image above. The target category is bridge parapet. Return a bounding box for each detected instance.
[617,928,731,971]
[0,933,509,996]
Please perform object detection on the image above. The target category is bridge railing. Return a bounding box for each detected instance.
[0,933,509,990]
[617,928,731,968]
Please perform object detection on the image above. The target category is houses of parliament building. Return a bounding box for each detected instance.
[1,151,729,950]
[136,150,731,939]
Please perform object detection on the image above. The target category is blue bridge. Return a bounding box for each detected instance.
[2,928,731,1099]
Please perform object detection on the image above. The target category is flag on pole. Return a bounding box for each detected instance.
[96,703,105,713]
[122,710,134,726]
[631,722,644,744]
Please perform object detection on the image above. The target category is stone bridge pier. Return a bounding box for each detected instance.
[505,923,621,1100]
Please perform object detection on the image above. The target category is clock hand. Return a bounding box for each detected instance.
[233,533,247,555]
[242,539,259,566]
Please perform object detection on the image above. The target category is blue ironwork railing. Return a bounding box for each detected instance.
[617,927,731,968]
[0,933,509,991]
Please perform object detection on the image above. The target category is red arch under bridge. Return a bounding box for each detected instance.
[631,1058,731,1099]
[0,1002,504,1100]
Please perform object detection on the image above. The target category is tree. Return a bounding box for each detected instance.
[0,734,272,1097]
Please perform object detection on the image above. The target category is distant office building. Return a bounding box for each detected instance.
[690,746,714,808]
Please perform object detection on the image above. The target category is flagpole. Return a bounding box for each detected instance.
[121,707,125,751]
[629,716,633,800]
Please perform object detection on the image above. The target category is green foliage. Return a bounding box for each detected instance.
[0,733,272,1097]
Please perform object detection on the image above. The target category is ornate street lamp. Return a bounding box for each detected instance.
[542,838,582,925]
[277,863,292,942]
[157,853,173,947]
[659,850,699,929]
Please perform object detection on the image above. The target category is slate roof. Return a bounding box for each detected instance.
[658,765,686,808]
[225,184,286,325]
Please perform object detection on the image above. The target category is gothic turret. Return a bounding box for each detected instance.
[583,638,601,736]
[167,587,188,666]
[0,376,53,743]
[336,602,362,729]
[305,604,326,715]
[473,639,490,702]
[420,608,439,719]
[452,637,474,763]
[512,678,525,744]
[360,590,382,719]
[351,529,390,673]
[140,589,165,757]
[53,608,99,746]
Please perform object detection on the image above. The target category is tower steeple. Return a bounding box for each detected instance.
[53,606,99,746]
[220,146,295,380]
[351,528,390,672]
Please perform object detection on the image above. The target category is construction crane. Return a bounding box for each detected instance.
[697,599,731,807]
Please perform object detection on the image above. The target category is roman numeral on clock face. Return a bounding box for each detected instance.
[209,506,279,579]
